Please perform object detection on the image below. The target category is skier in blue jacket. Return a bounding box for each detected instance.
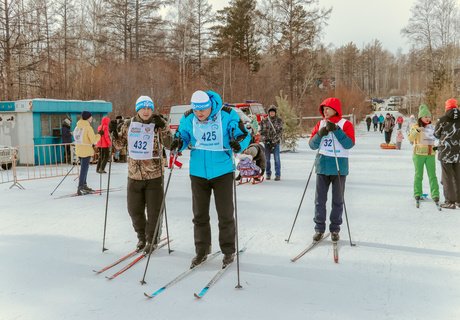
[171,90,251,268]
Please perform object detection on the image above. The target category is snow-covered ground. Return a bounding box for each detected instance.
[1,121,459,320]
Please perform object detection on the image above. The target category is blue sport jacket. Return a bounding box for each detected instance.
[176,91,251,180]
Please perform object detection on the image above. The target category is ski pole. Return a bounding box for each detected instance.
[163,151,174,254]
[331,134,355,247]
[50,163,76,195]
[101,146,113,252]
[232,154,242,289]
[140,151,177,285]
[285,148,320,243]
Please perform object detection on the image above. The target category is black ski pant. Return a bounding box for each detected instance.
[314,174,346,233]
[384,130,393,144]
[190,173,235,255]
[127,177,164,244]
[97,147,110,172]
[441,162,460,203]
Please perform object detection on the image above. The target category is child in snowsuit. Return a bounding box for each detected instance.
[236,142,266,183]
[309,97,355,242]
[408,104,439,203]
[395,130,404,150]
[171,90,251,268]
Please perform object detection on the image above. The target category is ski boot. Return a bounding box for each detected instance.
[312,232,324,242]
[222,253,235,268]
[440,201,456,209]
[331,232,340,242]
[136,239,146,252]
[190,253,208,269]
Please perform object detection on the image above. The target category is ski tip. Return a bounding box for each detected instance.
[92,269,101,274]
[105,276,114,280]
[194,293,202,299]
[144,292,153,299]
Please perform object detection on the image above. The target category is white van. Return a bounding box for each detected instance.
[168,105,253,134]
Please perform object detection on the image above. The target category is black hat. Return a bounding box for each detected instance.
[267,105,277,113]
[81,111,92,120]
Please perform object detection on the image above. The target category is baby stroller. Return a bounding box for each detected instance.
[236,154,264,185]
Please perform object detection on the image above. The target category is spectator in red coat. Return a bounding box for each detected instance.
[96,116,112,173]
[396,115,404,129]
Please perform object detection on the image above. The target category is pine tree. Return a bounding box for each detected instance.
[275,90,300,151]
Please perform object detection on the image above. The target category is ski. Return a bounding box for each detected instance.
[194,247,247,299]
[93,236,167,275]
[93,250,138,274]
[54,187,122,199]
[144,251,221,299]
[106,239,170,280]
[332,241,339,263]
[291,233,331,262]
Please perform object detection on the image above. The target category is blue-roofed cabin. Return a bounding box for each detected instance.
[0,99,112,165]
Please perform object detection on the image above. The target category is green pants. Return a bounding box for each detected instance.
[412,154,439,199]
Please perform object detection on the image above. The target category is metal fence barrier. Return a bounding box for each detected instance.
[0,143,80,189]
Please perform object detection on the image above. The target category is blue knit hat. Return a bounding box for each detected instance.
[81,111,92,120]
[191,91,212,111]
[135,96,154,112]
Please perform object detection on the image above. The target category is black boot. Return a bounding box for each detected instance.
[331,232,340,242]
[190,253,208,269]
[82,184,94,192]
[143,242,158,254]
[136,239,146,252]
[312,232,324,242]
[222,253,235,268]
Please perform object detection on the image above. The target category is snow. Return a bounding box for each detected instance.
[1,121,459,320]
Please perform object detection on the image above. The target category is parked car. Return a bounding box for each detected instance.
[225,101,267,123]
[0,145,16,170]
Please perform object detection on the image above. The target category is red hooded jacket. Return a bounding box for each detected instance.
[96,116,112,148]
[310,97,355,144]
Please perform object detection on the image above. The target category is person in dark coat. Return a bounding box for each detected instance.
[260,105,283,180]
[61,117,73,163]
[365,116,372,131]
[383,113,395,144]
[372,114,379,131]
[433,98,460,209]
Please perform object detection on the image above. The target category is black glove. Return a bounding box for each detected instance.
[98,129,104,135]
[170,137,183,151]
[230,139,241,153]
[318,127,328,137]
[326,121,337,132]
[152,115,166,129]
[433,146,438,151]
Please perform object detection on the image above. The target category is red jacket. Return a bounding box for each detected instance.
[96,116,112,148]
[310,97,355,144]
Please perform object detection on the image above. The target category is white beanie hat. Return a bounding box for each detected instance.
[135,96,154,112]
[191,90,212,111]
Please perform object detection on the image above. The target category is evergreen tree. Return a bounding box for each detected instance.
[275,90,300,151]
[212,0,260,72]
